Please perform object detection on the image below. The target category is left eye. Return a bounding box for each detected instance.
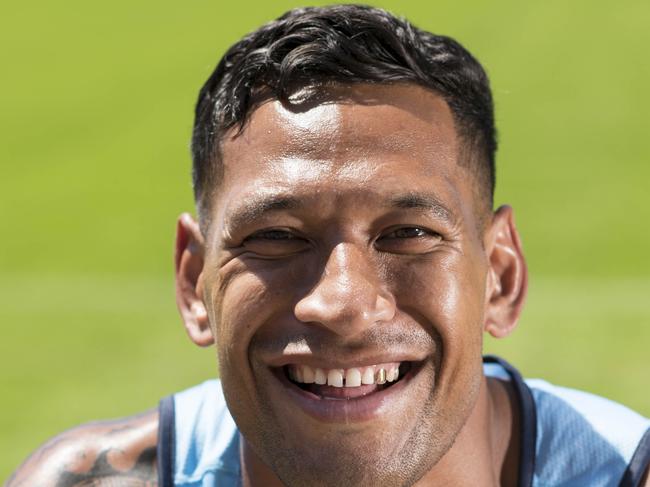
[375,226,441,254]
[385,227,428,239]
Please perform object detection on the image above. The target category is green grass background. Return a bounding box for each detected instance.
[1,0,649,479]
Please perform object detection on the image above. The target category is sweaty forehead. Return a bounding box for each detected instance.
[219,84,459,180]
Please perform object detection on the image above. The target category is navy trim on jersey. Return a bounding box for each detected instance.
[483,355,537,487]
[158,395,175,487]
[620,427,650,487]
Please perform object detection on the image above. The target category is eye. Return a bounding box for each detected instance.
[375,226,441,254]
[242,229,309,256]
[387,227,428,239]
[250,229,296,240]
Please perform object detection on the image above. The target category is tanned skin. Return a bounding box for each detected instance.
[5,410,158,487]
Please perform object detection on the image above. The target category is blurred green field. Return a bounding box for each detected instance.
[1,0,649,480]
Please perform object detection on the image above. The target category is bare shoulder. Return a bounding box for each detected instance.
[6,408,159,487]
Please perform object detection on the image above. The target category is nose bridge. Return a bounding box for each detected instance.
[294,242,395,335]
[325,242,364,296]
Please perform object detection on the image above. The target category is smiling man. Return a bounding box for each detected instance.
[8,5,650,487]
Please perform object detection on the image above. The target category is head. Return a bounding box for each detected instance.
[175,5,527,487]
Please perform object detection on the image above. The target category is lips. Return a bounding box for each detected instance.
[271,360,423,422]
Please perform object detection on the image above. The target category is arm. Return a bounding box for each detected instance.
[6,409,158,487]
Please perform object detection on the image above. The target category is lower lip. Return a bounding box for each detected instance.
[274,364,420,423]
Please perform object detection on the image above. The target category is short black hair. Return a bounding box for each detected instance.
[191,4,496,220]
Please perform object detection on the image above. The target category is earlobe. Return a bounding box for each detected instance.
[175,213,214,347]
[483,205,528,339]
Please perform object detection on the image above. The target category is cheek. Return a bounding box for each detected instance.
[389,251,487,419]
[209,258,307,359]
[388,250,487,345]
[217,273,268,344]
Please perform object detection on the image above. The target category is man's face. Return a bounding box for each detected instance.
[200,84,491,486]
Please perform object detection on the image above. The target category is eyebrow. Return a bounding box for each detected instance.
[389,193,455,225]
[224,194,302,231]
[224,191,456,232]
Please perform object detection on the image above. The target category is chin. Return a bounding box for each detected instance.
[258,436,435,487]
[233,369,474,487]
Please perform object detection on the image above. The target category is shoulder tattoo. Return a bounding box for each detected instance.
[6,409,159,487]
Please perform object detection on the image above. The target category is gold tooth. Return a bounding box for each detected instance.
[377,368,386,384]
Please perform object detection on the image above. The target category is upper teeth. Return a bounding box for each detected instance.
[288,364,401,387]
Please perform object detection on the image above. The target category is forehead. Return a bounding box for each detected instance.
[214,84,474,229]
[222,84,458,174]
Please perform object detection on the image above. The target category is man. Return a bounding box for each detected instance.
[8,5,649,487]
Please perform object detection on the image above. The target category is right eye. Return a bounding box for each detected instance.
[242,229,309,256]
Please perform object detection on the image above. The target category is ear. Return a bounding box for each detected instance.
[175,213,214,347]
[483,205,528,338]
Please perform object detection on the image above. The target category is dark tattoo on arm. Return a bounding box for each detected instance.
[55,446,157,487]
[6,409,159,487]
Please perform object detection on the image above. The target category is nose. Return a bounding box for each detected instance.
[294,243,396,337]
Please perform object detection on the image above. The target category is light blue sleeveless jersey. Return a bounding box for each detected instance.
[157,356,650,487]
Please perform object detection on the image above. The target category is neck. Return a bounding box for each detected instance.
[240,375,520,487]
[413,375,520,486]
[240,438,284,487]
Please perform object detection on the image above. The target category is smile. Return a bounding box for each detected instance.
[272,360,424,422]
[288,361,403,388]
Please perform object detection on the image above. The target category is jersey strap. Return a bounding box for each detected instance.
[620,428,650,487]
[483,355,537,487]
[158,395,175,487]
